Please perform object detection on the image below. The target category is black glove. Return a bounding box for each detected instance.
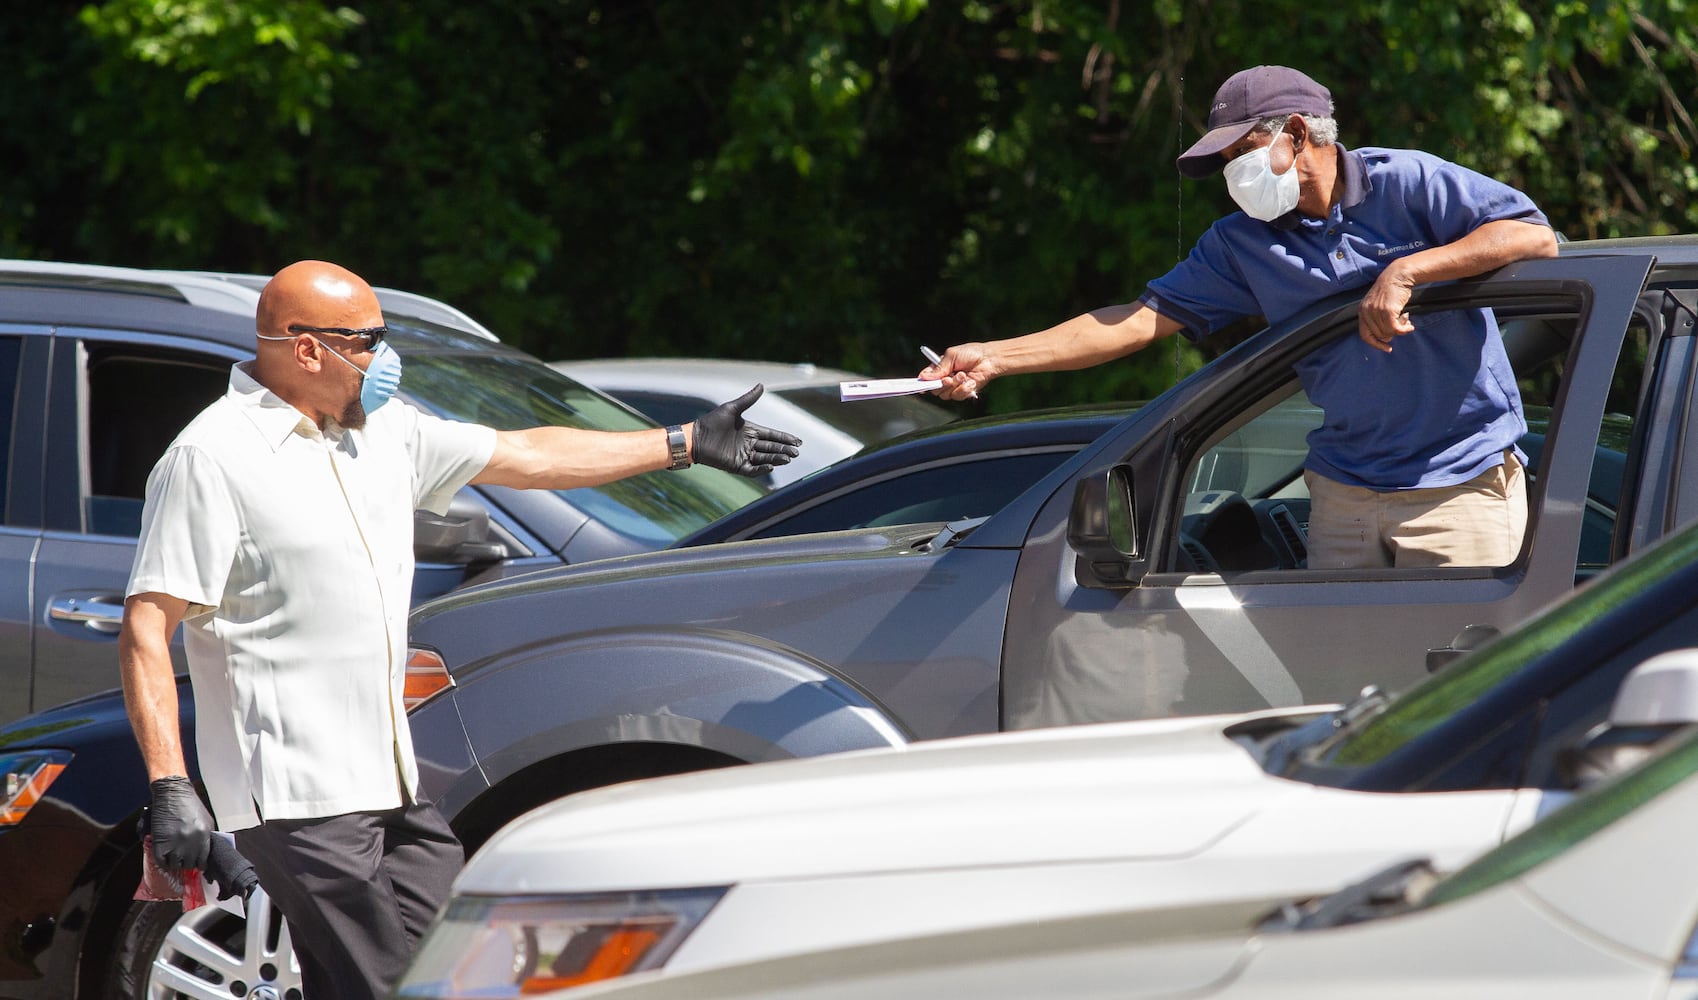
[203,834,260,903]
[147,775,214,873]
[692,384,803,477]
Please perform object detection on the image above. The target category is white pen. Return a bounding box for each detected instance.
[920,345,976,398]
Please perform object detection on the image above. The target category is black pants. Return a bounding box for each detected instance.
[234,800,463,1000]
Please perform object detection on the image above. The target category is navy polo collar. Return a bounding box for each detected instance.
[1270,143,1367,230]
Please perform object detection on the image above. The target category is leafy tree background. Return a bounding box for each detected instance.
[2,0,1694,416]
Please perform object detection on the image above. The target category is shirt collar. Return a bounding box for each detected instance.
[1268,142,1367,230]
[228,362,325,450]
[1335,143,1369,210]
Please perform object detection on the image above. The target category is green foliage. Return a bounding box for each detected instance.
[68,1,363,249]
[1,0,1694,412]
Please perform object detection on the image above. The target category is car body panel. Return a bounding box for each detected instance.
[445,711,1547,979]
[424,720,1698,1000]
[0,684,194,993]
[416,527,1017,751]
[997,252,1657,722]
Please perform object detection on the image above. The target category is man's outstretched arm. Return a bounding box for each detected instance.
[474,383,802,489]
[920,303,1186,403]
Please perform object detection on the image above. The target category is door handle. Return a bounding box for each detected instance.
[49,595,126,635]
[1425,623,1500,673]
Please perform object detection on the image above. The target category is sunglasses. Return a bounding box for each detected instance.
[287,323,388,352]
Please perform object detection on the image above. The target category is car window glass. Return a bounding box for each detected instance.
[747,452,1073,539]
[1163,301,1590,576]
[1173,386,1316,573]
[396,344,765,544]
[1516,314,1647,577]
[598,390,712,429]
[84,346,229,536]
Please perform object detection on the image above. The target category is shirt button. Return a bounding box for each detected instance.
[1335,250,1345,260]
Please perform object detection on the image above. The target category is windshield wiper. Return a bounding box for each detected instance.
[1257,684,1388,775]
[1259,857,1440,932]
[920,515,991,553]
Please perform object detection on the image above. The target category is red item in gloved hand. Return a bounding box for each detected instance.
[135,834,207,910]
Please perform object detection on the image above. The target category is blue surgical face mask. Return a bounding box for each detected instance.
[320,339,403,414]
[1223,122,1300,222]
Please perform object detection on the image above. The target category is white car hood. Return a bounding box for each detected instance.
[459,709,1322,895]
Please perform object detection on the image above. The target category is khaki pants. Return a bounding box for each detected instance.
[1303,453,1527,570]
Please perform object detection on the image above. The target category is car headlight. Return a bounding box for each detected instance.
[1,750,72,827]
[404,645,456,712]
[395,888,726,997]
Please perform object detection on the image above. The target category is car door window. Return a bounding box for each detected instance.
[1161,298,1636,579]
[1176,386,1318,572]
[79,344,229,536]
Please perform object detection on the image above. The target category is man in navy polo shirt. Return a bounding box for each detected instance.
[921,64,1557,570]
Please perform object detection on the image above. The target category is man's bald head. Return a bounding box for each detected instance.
[252,261,386,428]
[256,260,383,338]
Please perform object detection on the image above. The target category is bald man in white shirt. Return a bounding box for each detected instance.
[119,260,801,1000]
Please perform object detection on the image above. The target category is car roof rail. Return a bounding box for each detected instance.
[0,259,262,318]
[168,269,501,342]
[1,260,501,343]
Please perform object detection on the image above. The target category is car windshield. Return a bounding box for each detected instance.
[396,336,765,545]
[776,384,955,444]
[1299,520,1698,770]
[1419,724,1698,908]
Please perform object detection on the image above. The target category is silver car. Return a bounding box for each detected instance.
[551,357,956,487]
[0,261,764,721]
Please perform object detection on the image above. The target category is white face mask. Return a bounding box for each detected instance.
[1222,123,1300,222]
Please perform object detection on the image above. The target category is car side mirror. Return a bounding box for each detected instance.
[1068,464,1140,588]
[414,494,510,565]
[1608,649,1698,727]
[1557,648,1698,789]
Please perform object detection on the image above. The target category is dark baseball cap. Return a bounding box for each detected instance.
[1176,65,1333,179]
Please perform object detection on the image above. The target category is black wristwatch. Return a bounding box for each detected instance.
[666,424,692,470]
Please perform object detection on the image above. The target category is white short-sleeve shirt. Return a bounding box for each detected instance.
[127,363,496,830]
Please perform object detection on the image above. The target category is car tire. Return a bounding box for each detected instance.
[107,890,302,999]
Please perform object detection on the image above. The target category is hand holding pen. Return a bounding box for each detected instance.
[919,344,981,401]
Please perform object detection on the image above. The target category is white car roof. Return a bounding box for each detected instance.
[551,358,870,393]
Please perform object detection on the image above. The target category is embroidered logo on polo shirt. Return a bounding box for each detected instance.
[1378,240,1427,257]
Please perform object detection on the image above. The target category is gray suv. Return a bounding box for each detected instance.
[0,261,763,722]
[403,238,1698,843]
